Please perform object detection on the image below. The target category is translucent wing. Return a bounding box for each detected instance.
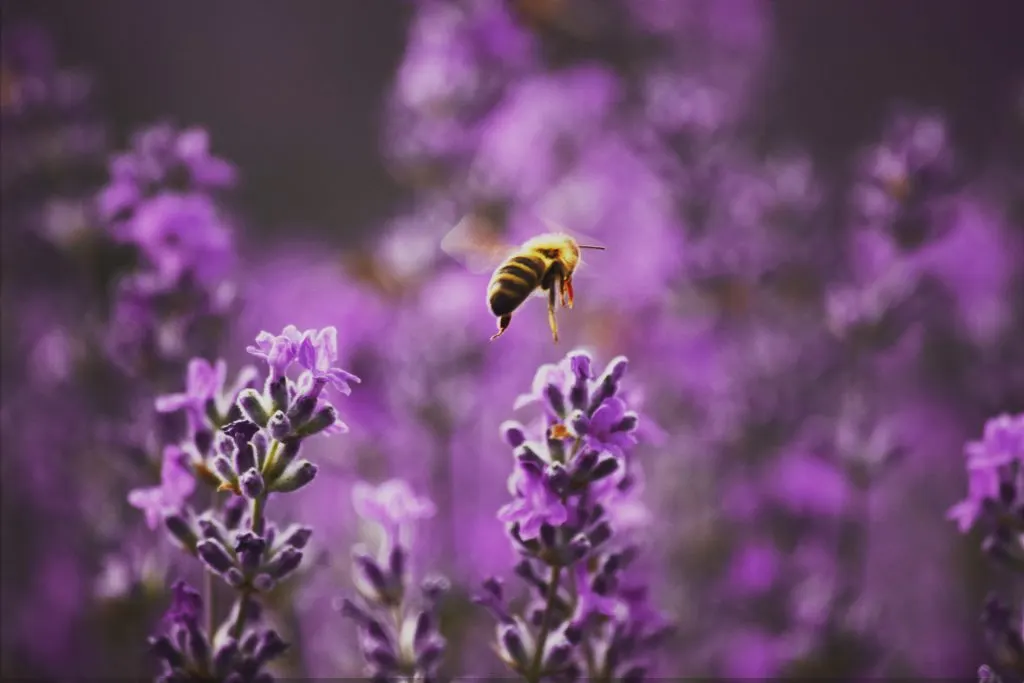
[441,213,517,275]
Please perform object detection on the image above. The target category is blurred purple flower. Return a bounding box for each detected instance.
[353,478,437,549]
[127,445,196,530]
[121,193,233,288]
[99,123,236,220]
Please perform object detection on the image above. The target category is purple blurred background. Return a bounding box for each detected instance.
[2,0,1024,679]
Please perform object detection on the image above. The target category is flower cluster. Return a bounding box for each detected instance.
[478,350,670,683]
[135,325,359,682]
[338,479,448,682]
[97,122,238,375]
[949,413,1024,680]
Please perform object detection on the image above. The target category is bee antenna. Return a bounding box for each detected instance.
[578,244,606,250]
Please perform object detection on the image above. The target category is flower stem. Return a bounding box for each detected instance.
[527,564,563,683]
[229,590,252,640]
[251,493,267,536]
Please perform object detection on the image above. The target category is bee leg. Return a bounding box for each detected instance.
[562,275,574,309]
[490,314,512,341]
[547,286,559,343]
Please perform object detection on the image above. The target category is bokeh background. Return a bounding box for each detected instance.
[2,0,1024,679]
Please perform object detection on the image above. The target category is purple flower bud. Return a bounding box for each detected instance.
[354,552,389,601]
[223,418,260,446]
[240,630,261,654]
[197,517,228,547]
[501,421,527,447]
[193,428,214,455]
[412,611,433,648]
[515,444,546,470]
[588,375,618,414]
[222,496,246,529]
[265,546,303,580]
[215,432,236,456]
[267,411,291,441]
[225,567,246,588]
[572,449,598,477]
[212,638,238,677]
[280,524,313,549]
[388,544,406,581]
[264,438,301,482]
[233,441,256,476]
[237,389,269,426]
[365,617,391,646]
[612,412,639,433]
[250,430,269,469]
[366,643,397,671]
[514,559,540,585]
[185,620,209,666]
[566,534,592,563]
[336,597,371,623]
[568,350,594,380]
[267,377,289,413]
[255,629,289,664]
[197,539,235,574]
[590,457,619,482]
[287,394,317,427]
[499,623,529,668]
[298,404,339,437]
[252,573,275,592]
[607,355,628,381]
[482,576,504,602]
[148,635,183,667]
[164,513,198,552]
[269,460,318,493]
[239,468,265,499]
[568,410,590,436]
[543,637,573,671]
[547,463,571,494]
[212,455,236,483]
[563,623,582,645]
[235,531,267,570]
[544,384,566,418]
[540,522,557,548]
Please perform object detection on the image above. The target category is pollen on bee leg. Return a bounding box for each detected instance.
[564,277,574,309]
[217,481,240,495]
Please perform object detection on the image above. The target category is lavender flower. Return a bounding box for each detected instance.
[479,350,670,683]
[339,479,448,682]
[127,445,197,531]
[148,580,288,683]
[949,412,1024,679]
[140,325,358,681]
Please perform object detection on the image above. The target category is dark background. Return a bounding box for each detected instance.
[3,0,1023,243]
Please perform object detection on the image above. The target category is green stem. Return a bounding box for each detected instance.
[527,564,563,683]
[228,590,252,640]
[251,493,267,537]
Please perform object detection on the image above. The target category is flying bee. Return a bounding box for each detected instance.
[441,214,604,343]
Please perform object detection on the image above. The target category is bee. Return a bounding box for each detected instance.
[442,214,604,343]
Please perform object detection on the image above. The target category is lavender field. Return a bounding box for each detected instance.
[2,1,1023,680]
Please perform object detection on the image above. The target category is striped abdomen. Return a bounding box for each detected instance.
[488,252,547,316]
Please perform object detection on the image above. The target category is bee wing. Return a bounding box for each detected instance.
[441,213,516,275]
